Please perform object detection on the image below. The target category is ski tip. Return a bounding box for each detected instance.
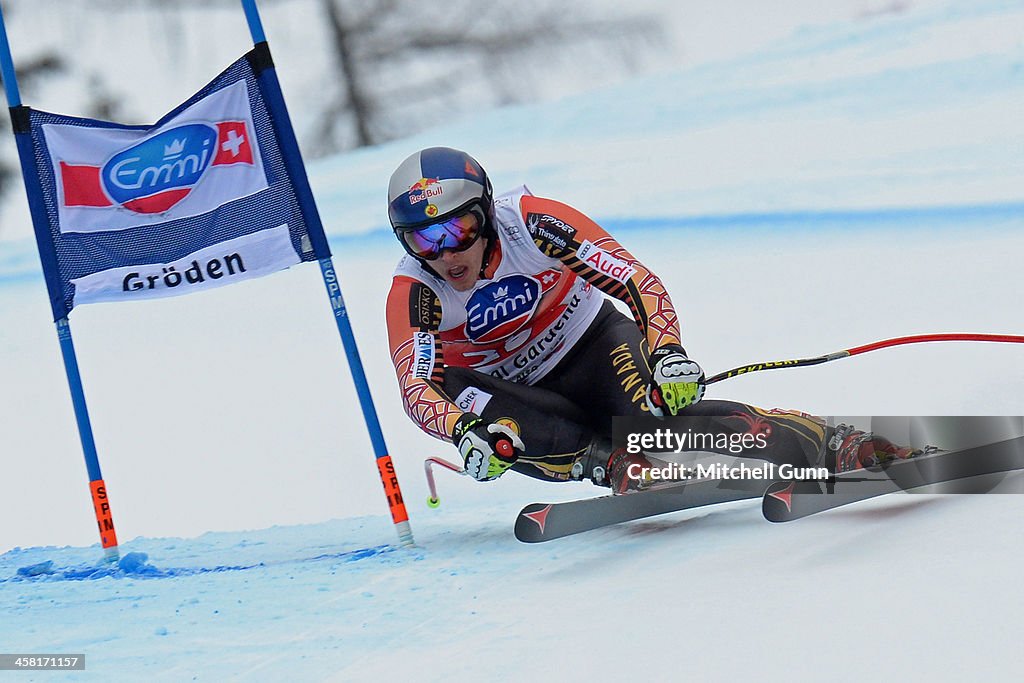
[514,503,554,543]
[762,480,823,522]
[762,481,797,522]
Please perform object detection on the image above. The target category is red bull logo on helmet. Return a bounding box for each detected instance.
[408,177,443,205]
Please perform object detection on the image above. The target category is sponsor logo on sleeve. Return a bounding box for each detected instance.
[538,214,577,237]
[409,282,441,330]
[576,240,636,283]
[454,386,494,414]
[412,332,437,379]
[526,213,579,254]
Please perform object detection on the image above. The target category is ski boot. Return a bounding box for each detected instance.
[609,449,667,494]
[571,440,671,495]
[828,424,926,473]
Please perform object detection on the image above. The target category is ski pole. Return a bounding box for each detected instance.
[706,333,1024,385]
[424,439,515,507]
[424,457,465,508]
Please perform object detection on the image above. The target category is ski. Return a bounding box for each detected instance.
[763,435,1024,522]
[515,477,766,543]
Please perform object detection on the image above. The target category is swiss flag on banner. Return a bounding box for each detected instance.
[213,121,254,166]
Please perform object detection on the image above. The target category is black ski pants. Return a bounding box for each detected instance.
[443,301,827,482]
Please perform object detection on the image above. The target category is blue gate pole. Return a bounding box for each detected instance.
[241,0,413,545]
[0,6,120,561]
[318,258,413,545]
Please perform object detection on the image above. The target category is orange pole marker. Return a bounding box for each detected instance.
[89,479,119,561]
[377,455,413,545]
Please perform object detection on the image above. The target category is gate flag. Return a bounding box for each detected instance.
[17,46,330,320]
[2,0,414,555]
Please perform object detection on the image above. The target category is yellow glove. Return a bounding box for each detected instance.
[646,344,705,416]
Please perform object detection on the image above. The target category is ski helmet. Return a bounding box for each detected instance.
[388,147,494,260]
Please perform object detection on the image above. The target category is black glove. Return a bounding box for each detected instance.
[646,343,706,416]
[452,413,525,482]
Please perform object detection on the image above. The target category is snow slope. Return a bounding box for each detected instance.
[1,0,1023,680]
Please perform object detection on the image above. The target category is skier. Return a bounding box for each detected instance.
[385,147,915,493]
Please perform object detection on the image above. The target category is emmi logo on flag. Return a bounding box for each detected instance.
[59,120,254,214]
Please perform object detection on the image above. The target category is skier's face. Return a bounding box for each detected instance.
[437,236,487,291]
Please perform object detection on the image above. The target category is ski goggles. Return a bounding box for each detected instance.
[396,207,485,261]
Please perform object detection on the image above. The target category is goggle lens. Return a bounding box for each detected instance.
[400,210,482,260]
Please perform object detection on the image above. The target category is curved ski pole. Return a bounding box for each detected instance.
[424,457,466,508]
[424,438,515,507]
[706,333,1024,385]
